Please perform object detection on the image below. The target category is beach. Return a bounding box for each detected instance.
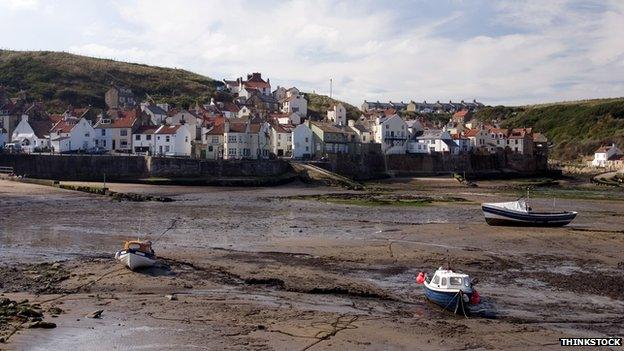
[1,177,623,350]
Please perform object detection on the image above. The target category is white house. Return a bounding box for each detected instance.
[237,106,251,118]
[292,123,314,159]
[132,125,160,155]
[327,103,346,126]
[373,114,408,154]
[273,112,302,125]
[223,120,271,160]
[281,93,307,117]
[406,119,424,138]
[153,124,192,156]
[49,116,95,153]
[203,124,225,160]
[270,123,294,157]
[10,116,51,153]
[464,128,490,151]
[415,130,459,154]
[347,120,374,143]
[592,144,622,167]
[167,110,202,140]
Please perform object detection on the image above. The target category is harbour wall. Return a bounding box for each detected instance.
[0,154,292,181]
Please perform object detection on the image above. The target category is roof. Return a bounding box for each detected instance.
[220,101,240,113]
[51,118,80,134]
[351,123,372,133]
[453,109,470,118]
[533,132,548,143]
[464,129,482,137]
[134,125,160,134]
[417,130,446,140]
[29,120,52,138]
[595,145,615,153]
[311,121,354,134]
[271,123,295,133]
[155,125,183,134]
[145,104,167,115]
[226,122,264,134]
[206,124,225,135]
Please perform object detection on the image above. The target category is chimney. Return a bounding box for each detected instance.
[224,119,230,133]
[21,114,28,122]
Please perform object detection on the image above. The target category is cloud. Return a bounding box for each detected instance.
[0,0,39,10]
[3,0,624,106]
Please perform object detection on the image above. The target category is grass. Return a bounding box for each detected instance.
[289,193,471,207]
[304,92,360,121]
[0,50,221,111]
[474,98,624,161]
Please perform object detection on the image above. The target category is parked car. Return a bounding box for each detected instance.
[4,142,22,153]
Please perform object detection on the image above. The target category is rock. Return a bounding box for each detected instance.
[257,324,266,330]
[28,321,57,329]
[18,307,43,318]
[48,307,63,316]
[51,262,61,269]
[183,283,193,289]
[165,294,177,301]
[86,310,103,319]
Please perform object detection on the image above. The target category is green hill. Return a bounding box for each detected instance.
[475,98,624,160]
[0,50,220,111]
[304,93,360,121]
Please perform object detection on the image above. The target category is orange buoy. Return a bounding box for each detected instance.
[416,272,425,284]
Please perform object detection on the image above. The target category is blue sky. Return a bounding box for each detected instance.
[0,0,623,106]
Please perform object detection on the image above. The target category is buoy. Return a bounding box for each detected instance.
[416,272,425,284]
[470,290,481,305]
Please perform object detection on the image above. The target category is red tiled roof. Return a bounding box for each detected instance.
[30,120,53,139]
[464,129,480,137]
[49,114,64,124]
[206,124,224,135]
[453,109,470,118]
[51,118,80,133]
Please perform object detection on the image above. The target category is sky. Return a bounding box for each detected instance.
[0,0,623,106]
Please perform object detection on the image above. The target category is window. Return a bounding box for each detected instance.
[185,136,188,143]
[228,148,236,155]
[305,146,309,151]
[432,275,440,285]
[208,146,213,152]
[440,277,447,286]
[121,141,128,147]
[146,135,152,141]
[157,136,160,140]
[278,134,281,140]
[101,129,106,136]
[228,135,237,143]
[386,124,389,129]
[449,277,462,286]
[165,145,170,152]
[85,132,90,137]
[212,136,219,143]
[102,140,106,147]
[305,137,309,143]
[135,135,141,141]
[120,130,128,136]
[165,136,170,142]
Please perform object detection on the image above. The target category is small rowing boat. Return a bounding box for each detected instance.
[114,240,156,270]
[482,198,577,227]
[417,267,480,314]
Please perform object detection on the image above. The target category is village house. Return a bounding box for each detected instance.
[280,88,307,117]
[372,113,408,154]
[507,128,534,155]
[405,119,424,138]
[327,103,346,126]
[245,92,279,115]
[203,123,225,160]
[223,120,271,160]
[94,109,145,152]
[452,109,472,124]
[167,109,203,140]
[153,124,193,156]
[269,123,294,157]
[452,133,472,153]
[132,125,160,155]
[291,123,314,159]
[141,103,168,125]
[271,112,302,125]
[10,115,52,152]
[347,120,374,143]
[229,73,272,99]
[49,115,95,153]
[105,85,136,109]
[464,128,490,151]
[592,144,622,167]
[414,130,459,154]
[309,121,355,157]
[0,127,6,148]
[488,127,509,150]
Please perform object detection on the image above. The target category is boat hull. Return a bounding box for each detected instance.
[115,250,155,270]
[424,285,471,313]
[482,205,577,227]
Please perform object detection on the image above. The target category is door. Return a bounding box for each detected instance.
[112,140,116,150]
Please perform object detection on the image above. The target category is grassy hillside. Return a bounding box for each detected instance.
[0,50,220,111]
[304,93,360,121]
[475,98,624,160]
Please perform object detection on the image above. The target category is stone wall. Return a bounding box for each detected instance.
[0,154,292,181]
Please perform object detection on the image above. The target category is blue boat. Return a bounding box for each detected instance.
[418,268,479,314]
[482,199,577,227]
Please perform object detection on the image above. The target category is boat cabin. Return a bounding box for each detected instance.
[428,268,472,292]
[123,240,154,254]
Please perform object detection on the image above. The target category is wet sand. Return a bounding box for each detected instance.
[1,177,623,350]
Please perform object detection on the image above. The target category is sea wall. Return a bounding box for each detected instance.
[0,154,292,181]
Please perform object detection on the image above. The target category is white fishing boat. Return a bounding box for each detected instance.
[114,240,156,270]
[416,267,480,314]
[482,197,577,227]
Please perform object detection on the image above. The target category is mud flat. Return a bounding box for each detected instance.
[1,178,623,350]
